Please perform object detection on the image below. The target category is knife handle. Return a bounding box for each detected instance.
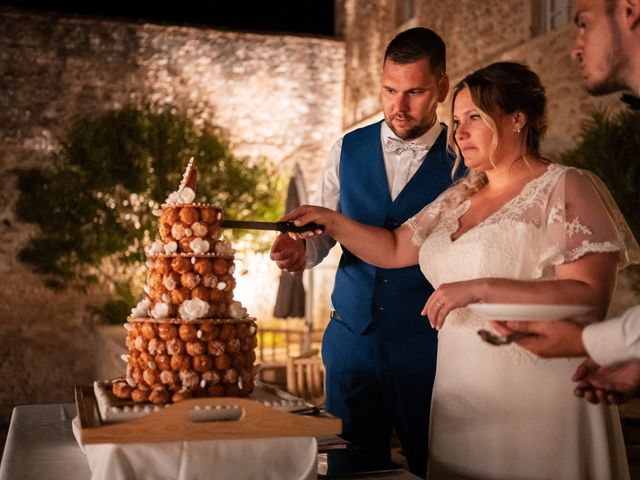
[276,221,325,234]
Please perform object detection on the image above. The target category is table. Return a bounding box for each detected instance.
[0,403,419,479]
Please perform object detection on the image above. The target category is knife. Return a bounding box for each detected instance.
[221,219,325,234]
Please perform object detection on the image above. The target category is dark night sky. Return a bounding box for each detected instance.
[0,1,335,36]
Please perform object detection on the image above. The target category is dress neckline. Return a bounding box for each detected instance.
[449,163,558,243]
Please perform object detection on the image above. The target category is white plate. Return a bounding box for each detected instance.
[467,303,593,321]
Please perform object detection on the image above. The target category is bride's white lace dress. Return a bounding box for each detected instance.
[407,164,631,480]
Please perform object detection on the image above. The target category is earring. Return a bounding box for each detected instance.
[516,127,521,134]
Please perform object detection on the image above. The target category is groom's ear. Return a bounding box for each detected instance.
[437,74,450,103]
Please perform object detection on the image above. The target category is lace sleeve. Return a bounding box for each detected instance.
[541,168,640,274]
[403,193,448,247]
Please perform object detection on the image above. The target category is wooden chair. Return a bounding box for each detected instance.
[286,349,326,406]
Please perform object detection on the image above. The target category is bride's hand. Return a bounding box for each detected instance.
[422,280,484,330]
[280,205,337,240]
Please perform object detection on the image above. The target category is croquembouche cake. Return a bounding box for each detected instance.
[110,159,258,405]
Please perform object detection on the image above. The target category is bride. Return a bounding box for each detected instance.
[282,62,636,479]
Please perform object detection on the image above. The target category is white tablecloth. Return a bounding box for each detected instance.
[72,417,316,480]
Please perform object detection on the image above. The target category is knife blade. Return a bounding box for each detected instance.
[221,219,325,234]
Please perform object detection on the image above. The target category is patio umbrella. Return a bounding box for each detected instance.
[273,175,305,318]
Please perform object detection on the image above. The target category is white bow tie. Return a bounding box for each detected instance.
[383,137,430,160]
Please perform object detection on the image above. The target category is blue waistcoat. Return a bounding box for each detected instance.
[331,121,455,335]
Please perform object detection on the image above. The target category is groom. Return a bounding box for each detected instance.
[270,28,455,478]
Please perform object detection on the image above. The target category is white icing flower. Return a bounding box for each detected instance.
[164,241,178,254]
[162,274,177,291]
[217,281,227,291]
[165,191,180,204]
[149,240,164,255]
[151,303,170,319]
[191,222,208,237]
[190,238,210,254]
[178,298,209,320]
[228,264,235,274]
[184,228,193,237]
[229,301,248,319]
[177,187,196,204]
[131,299,150,318]
[152,209,163,217]
[162,293,170,303]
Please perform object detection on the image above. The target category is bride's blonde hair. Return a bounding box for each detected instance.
[446,62,548,206]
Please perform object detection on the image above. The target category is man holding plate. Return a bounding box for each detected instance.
[492,0,640,405]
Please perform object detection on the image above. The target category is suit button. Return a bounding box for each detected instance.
[376,305,384,311]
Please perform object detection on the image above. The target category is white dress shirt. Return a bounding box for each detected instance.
[306,119,444,267]
[582,305,640,366]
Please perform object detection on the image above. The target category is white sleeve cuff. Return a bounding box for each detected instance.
[582,305,640,366]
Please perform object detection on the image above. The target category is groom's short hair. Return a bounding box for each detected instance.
[384,27,446,77]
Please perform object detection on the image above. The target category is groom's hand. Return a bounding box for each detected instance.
[573,358,640,405]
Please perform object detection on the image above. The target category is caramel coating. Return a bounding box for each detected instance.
[160,370,179,386]
[191,286,210,302]
[170,288,190,305]
[185,341,206,356]
[147,272,163,291]
[228,337,243,353]
[142,326,159,346]
[131,388,150,402]
[162,272,181,291]
[147,288,164,303]
[207,340,225,357]
[154,257,172,274]
[112,380,133,400]
[219,325,236,341]
[212,259,229,275]
[166,337,184,355]
[179,370,200,389]
[232,353,247,370]
[143,368,159,386]
[181,272,201,289]
[201,274,216,288]
[148,338,167,355]
[193,354,214,372]
[193,258,213,275]
[159,223,172,240]
[171,353,191,371]
[171,256,192,274]
[223,368,238,384]
[172,389,192,403]
[155,353,172,371]
[179,207,199,225]
[133,336,149,352]
[149,386,170,405]
[179,237,194,253]
[202,370,221,384]
[158,323,177,341]
[208,225,221,239]
[199,323,218,341]
[214,354,232,370]
[161,208,180,225]
[200,208,220,224]
[209,288,224,303]
[207,384,225,397]
[179,324,198,342]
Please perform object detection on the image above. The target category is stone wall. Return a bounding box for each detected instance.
[0,8,344,420]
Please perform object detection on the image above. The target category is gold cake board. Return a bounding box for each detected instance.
[74,384,341,445]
